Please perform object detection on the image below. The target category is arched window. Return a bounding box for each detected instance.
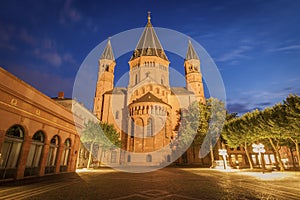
[111,151,117,163]
[60,139,71,172]
[0,125,24,179]
[45,135,60,174]
[146,154,152,162]
[25,130,45,177]
[167,155,171,162]
[127,155,131,162]
[147,118,153,137]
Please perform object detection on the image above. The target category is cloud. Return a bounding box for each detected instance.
[8,65,74,97]
[63,53,76,64]
[60,0,81,24]
[270,45,300,52]
[216,45,252,62]
[227,102,252,113]
[0,23,17,51]
[34,48,62,67]
[19,29,37,45]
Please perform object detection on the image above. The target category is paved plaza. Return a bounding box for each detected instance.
[0,167,300,200]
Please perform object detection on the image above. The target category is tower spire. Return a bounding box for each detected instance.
[101,38,115,61]
[147,11,151,23]
[186,39,199,61]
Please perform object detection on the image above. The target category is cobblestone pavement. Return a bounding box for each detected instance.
[0,167,300,200]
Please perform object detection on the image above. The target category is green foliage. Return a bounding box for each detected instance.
[174,98,226,158]
[81,120,121,149]
[222,94,300,170]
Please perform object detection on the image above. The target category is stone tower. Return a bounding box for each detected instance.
[93,39,116,120]
[184,40,205,103]
[126,12,172,155]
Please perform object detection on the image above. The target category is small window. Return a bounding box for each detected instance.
[146,154,152,162]
[115,111,119,119]
[167,155,171,162]
[127,155,131,162]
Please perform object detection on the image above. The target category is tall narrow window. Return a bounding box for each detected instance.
[60,139,71,172]
[0,125,24,179]
[131,119,134,137]
[147,118,153,137]
[111,151,117,163]
[115,111,119,119]
[24,131,44,177]
[45,135,60,174]
[135,74,138,85]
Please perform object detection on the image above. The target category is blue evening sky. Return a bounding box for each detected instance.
[1,0,300,114]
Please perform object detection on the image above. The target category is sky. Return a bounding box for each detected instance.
[1,0,300,114]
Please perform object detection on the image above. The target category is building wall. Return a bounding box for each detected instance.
[0,67,80,180]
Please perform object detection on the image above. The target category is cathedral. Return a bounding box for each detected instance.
[93,13,205,166]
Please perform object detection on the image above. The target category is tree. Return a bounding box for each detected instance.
[283,94,300,169]
[222,110,259,169]
[80,120,121,168]
[200,98,226,167]
[80,120,102,168]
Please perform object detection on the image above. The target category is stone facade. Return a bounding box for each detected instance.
[0,67,81,180]
[93,14,205,166]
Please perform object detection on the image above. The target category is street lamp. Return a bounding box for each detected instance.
[218,149,228,170]
[252,143,265,169]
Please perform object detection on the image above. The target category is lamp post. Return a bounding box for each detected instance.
[252,143,265,170]
[218,149,228,170]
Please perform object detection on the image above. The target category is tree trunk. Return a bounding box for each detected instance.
[289,146,296,169]
[99,146,104,166]
[87,142,94,169]
[295,142,300,169]
[244,142,253,169]
[268,138,285,171]
[290,137,300,169]
[210,141,215,168]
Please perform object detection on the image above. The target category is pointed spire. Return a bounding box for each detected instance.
[186,39,199,60]
[147,11,151,24]
[130,12,168,61]
[101,38,115,60]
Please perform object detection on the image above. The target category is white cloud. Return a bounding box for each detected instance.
[270,45,300,52]
[216,45,252,62]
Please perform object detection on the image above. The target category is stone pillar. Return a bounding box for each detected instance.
[55,144,64,174]
[0,129,6,151]
[16,137,32,180]
[39,141,50,176]
[68,135,80,172]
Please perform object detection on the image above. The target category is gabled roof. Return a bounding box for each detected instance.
[132,92,166,104]
[104,87,127,95]
[130,12,168,61]
[171,87,194,95]
[101,39,115,60]
[185,40,199,61]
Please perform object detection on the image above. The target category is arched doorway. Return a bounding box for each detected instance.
[24,130,45,177]
[0,125,24,179]
[45,135,60,174]
[60,138,71,172]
